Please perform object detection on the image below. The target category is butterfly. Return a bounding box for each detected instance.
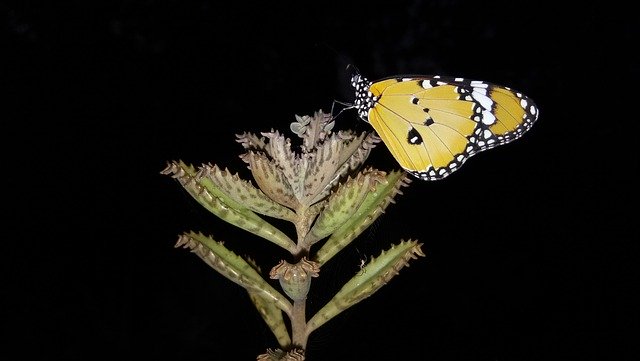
[351,72,538,180]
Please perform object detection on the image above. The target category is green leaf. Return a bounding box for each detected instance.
[307,132,381,205]
[305,170,383,246]
[306,240,424,335]
[248,290,291,347]
[175,232,292,316]
[162,161,296,253]
[244,257,291,347]
[313,170,410,265]
[198,163,296,222]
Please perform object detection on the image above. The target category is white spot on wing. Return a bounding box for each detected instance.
[473,87,487,96]
[473,92,494,110]
[470,80,488,88]
[481,110,496,125]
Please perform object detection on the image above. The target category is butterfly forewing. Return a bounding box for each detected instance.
[353,74,538,180]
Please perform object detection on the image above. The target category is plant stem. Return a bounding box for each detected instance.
[291,298,308,348]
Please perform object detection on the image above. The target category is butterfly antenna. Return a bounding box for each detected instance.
[345,63,361,77]
[331,64,360,120]
[311,44,360,121]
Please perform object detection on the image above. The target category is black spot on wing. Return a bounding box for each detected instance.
[407,127,423,145]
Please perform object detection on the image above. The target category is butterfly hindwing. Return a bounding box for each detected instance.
[351,74,538,180]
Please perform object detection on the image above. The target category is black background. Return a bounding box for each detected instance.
[4,1,637,360]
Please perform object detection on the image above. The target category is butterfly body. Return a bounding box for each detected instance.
[351,74,538,180]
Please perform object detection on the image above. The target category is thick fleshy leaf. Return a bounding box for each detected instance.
[290,114,311,136]
[162,161,296,252]
[306,240,425,335]
[301,149,338,202]
[243,257,292,347]
[261,131,299,183]
[307,132,380,205]
[242,151,300,210]
[175,232,292,315]
[290,112,334,151]
[248,290,291,347]
[338,131,379,169]
[305,170,383,246]
[236,131,267,151]
[241,131,311,207]
[198,163,296,221]
[313,170,410,265]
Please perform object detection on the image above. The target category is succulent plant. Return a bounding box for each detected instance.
[161,110,425,360]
